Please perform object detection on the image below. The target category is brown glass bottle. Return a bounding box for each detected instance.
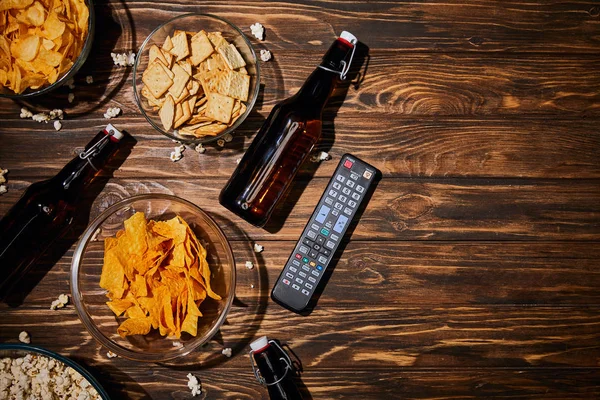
[219,32,357,227]
[0,125,125,298]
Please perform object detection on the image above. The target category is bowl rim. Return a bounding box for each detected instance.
[0,0,96,99]
[0,343,110,399]
[132,12,261,144]
[70,193,236,362]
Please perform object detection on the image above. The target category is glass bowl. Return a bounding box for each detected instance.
[0,343,109,399]
[133,13,260,144]
[70,194,236,362]
[0,0,95,99]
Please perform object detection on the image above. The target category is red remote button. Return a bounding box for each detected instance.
[295,253,302,259]
[344,160,353,168]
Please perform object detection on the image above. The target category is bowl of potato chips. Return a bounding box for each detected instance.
[133,13,260,144]
[0,0,94,98]
[70,194,236,362]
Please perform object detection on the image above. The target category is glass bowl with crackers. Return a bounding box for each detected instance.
[70,194,236,362]
[133,13,260,144]
[0,0,95,98]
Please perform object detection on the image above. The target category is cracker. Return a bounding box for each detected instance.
[205,92,234,124]
[160,48,174,68]
[159,94,175,131]
[149,44,168,66]
[187,79,201,96]
[195,122,227,137]
[226,70,250,101]
[142,60,173,98]
[207,31,228,49]
[168,62,190,98]
[179,59,192,76]
[174,100,192,128]
[169,31,189,61]
[162,35,174,52]
[217,43,246,70]
[189,31,214,66]
[172,86,189,104]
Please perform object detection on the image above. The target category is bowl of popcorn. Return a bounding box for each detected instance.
[0,0,95,98]
[133,13,260,144]
[70,194,236,362]
[0,344,109,399]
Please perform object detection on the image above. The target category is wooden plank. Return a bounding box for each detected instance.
[2,305,599,368]
[1,117,599,179]
[97,1,600,53]
[2,177,598,241]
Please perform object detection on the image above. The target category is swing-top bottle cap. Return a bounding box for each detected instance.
[339,31,358,46]
[250,336,270,353]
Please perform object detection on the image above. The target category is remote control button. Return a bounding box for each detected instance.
[303,238,314,247]
[303,257,309,263]
[311,270,320,277]
[307,230,317,239]
[328,189,338,197]
[292,260,301,267]
[348,200,357,208]
[316,205,330,223]
[299,271,307,278]
[308,276,317,283]
[311,223,320,231]
[330,233,340,241]
[333,182,342,190]
[350,172,359,180]
[325,220,333,229]
[321,249,331,256]
[334,202,343,210]
[363,170,373,179]
[286,272,294,279]
[299,245,309,254]
[295,253,302,259]
[305,283,313,290]
[301,289,310,296]
[283,279,291,285]
[320,228,329,236]
[316,236,325,245]
[292,284,300,290]
[342,187,351,195]
[325,197,334,205]
[356,185,365,193]
[317,265,324,271]
[289,266,298,273]
[332,209,340,216]
[325,240,335,250]
[313,244,321,251]
[302,265,310,271]
[318,256,327,265]
[296,277,304,284]
[339,195,347,203]
[344,160,353,169]
[346,180,355,188]
[309,261,316,267]
[334,215,349,233]
[309,250,318,259]
[336,175,345,183]
[344,207,352,216]
[352,192,361,201]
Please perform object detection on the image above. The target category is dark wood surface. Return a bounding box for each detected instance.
[1,0,599,398]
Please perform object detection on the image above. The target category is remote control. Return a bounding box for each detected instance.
[271,154,378,312]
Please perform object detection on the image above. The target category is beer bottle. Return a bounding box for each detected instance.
[219,32,358,227]
[0,124,126,298]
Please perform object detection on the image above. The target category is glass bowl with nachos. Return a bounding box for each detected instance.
[0,0,95,98]
[71,194,236,362]
[132,13,260,144]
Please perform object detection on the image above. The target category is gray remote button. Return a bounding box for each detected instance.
[330,233,339,241]
[325,240,335,249]
[302,265,310,272]
[344,207,352,216]
[348,200,357,207]
[328,189,338,197]
[346,180,355,188]
[292,259,300,266]
[333,182,341,190]
[307,230,317,239]
[299,245,309,254]
[350,172,359,180]
[356,185,365,193]
[325,220,333,229]
[334,215,349,233]
[308,276,316,283]
[339,195,347,203]
[305,283,313,290]
[325,197,334,205]
[336,175,345,183]
[318,255,328,264]
[299,271,307,278]
[311,223,320,231]
[301,289,310,296]
[296,277,304,284]
[292,284,300,290]
[332,209,339,216]
[316,205,330,223]
[351,192,360,200]
[311,270,320,277]
[286,272,294,279]
[289,266,298,273]
[334,202,343,210]
[342,187,351,195]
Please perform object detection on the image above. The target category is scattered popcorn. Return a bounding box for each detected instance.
[54,120,62,131]
[49,109,64,120]
[187,373,202,397]
[216,139,225,147]
[236,158,241,164]
[0,168,7,185]
[50,294,70,310]
[172,341,183,348]
[253,243,264,253]
[32,113,50,123]
[0,186,6,195]
[106,351,118,358]
[170,145,185,162]
[66,78,75,89]
[86,75,93,84]
[250,22,265,41]
[0,353,102,399]
[221,348,232,358]
[68,93,75,103]
[111,51,136,67]
[18,331,31,344]
[103,106,121,119]
[260,49,272,62]
[310,151,331,162]
[223,133,233,142]
[245,261,254,270]
[90,228,101,242]
[194,143,206,154]
[20,107,33,119]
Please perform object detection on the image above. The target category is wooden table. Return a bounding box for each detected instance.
[1,1,600,398]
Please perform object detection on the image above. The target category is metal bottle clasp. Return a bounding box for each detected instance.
[77,129,114,171]
[249,340,294,387]
[318,37,358,80]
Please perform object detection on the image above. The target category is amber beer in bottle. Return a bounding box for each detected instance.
[0,124,125,298]
[220,31,357,226]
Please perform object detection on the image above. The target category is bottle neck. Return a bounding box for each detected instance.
[54,129,121,196]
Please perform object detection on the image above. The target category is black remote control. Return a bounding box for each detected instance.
[271,154,378,312]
